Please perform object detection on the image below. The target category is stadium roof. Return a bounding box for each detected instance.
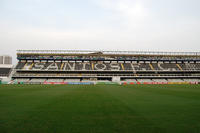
[17,50,200,56]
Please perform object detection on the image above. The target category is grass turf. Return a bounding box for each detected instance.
[0,84,200,133]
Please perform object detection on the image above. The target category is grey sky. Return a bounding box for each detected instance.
[0,0,200,63]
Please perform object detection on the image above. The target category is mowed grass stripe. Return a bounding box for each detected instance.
[0,85,77,133]
[0,85,200,133]
[133,84,200,100]
[13,85,153,133]
[0,85,158,133]
[103,85,200,133]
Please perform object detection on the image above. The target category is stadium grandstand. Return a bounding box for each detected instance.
[11,50,200,84]
[0,64,13,84]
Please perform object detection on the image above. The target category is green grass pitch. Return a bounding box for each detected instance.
[0,84,200,133]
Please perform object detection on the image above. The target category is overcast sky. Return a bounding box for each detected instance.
[0,0,200,63]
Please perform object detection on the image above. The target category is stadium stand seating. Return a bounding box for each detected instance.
[64,79,80,82]
[30,78,46,83]
[183,79,200,82]
[12,50,200,84]
[152,79,168,82]
[0,68,11,77]
[123,79,138,82]
[14,62,200,71]
[167,79,184,82]
[137,79,153,82]
[14,78,30,83]
[15,62,26,69]
[46,79,64,82]
[178,63,200,70]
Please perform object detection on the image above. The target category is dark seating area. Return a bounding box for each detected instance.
[15,62,200,71]
[0,68,11,77]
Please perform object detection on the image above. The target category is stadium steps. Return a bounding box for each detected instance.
[176,64,183,71]
[60,63,64,70]
[121,63,125,70]
[149,63,154,70]
[91,63,94,70]
[29,62,34,69]
[22,62,27,70]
